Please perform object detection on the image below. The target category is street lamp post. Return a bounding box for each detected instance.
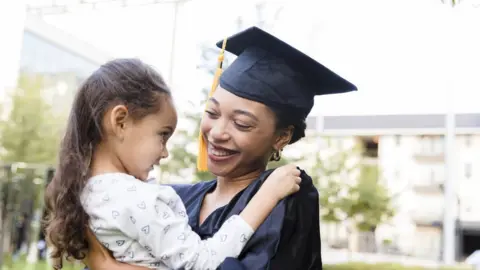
[441,1,458,264]
[443,106,456,265]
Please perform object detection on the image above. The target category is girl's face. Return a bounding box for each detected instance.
[108,95,177,180]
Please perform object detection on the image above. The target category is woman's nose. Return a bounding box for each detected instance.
[209,123,230,141]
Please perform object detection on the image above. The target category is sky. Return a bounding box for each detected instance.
[5,0,480,117]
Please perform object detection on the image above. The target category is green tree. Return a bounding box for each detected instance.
[340,164,394,233]
[337,162,394,252]
[311,138,360,224]
[310,137,394,252]
[0,74,62,165]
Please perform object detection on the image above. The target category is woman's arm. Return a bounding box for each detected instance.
[83,228,149,270]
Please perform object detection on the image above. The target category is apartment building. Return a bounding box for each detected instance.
[308,113,480,260]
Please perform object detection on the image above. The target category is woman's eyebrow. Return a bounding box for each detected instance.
[209,97,258,121]
[232,109,258,122]
[208,97,219,105]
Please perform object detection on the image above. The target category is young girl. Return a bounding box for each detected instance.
[44,58,301,270]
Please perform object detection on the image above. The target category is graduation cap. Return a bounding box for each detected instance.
[197,26,357,171]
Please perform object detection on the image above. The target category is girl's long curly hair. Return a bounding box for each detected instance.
[44,58,171,260]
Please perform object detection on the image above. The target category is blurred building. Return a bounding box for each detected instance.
[0,13,111,262]
[308,113,480,261]
[18,15,111,113]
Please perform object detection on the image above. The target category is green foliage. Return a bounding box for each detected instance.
[311,137,394,231]
[341,164,395,232]
[319,179,344,223]
[0,74,62,165]
[311,138,359,223]
[310,138,360,186]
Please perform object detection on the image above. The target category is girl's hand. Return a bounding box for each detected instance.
[262,164,301,201]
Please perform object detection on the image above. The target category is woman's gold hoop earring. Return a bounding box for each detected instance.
[271,149,282,162]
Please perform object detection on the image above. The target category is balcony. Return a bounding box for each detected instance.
[411,211,443,226]
[411,169,444,194]
[409,198,444,226]
[411,180,443,194]
[413,152,444,163]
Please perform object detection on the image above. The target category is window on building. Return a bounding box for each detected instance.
[430,169,435,184]
[419,135,437,155]
[466,135,472,147]
[422,135,444,155]
[465,163,472,179]
[430,137,436,154]
[395,135,401,146]
[438,136,445,154]
[362,137,378,158]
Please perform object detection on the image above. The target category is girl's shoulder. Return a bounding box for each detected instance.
[86,172,176,198]
[84,173,183,213]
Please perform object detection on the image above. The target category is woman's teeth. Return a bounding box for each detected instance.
[209,145,235,156]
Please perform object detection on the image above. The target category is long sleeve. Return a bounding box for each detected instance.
[215,171,322,270]
[119,185,254,270]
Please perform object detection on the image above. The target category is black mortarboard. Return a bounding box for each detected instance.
[197,26,356,171]
[216,26,357,119]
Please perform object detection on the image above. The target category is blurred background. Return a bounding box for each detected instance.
[1,0,480,269]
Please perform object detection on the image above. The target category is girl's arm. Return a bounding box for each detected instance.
[216,170,322,270]
[120,165,300,270]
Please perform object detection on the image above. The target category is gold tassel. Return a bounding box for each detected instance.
[197,38,228,172]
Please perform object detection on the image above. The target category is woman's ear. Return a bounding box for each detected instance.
[107,104,129,141]
[273,125,294,151]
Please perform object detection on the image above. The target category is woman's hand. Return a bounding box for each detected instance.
[83,228,118,270]
[83,228,149,270]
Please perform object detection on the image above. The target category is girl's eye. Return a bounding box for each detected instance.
[159,132,171,140]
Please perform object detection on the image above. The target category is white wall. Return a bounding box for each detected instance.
[0,0,26,98]
[377,134,480,258]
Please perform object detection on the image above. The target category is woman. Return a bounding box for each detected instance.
[83,26,357,270]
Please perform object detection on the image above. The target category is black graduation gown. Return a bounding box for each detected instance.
[171,169,322,270]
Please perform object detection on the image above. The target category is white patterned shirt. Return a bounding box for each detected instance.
[81,173,253,270]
